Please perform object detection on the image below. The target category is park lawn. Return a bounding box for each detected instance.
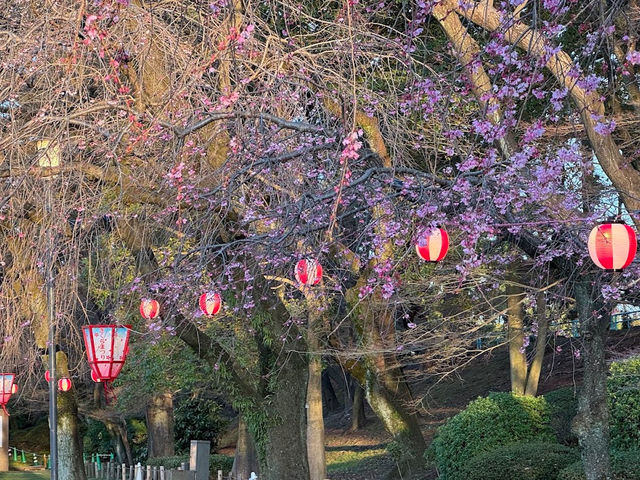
[0,472,50,479]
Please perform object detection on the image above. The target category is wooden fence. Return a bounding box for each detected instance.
[84,461,235,480]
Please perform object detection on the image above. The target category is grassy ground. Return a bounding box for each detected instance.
[0,473,50,479]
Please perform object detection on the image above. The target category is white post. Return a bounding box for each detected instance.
[135,462,143,480]
[0,411,8,472]
[159,466,165,480]
[122,463,126,480]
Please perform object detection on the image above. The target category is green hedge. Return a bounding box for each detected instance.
[556,450,640,480]
[146,454,234,473]
[431,392,555,480]
[457,442,579,480]
[544,386,579,445]
[609,358,640,451]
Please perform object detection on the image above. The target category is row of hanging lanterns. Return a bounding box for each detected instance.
[44,370,73,392]
[137,222,637,322]
[3,225,635,413]
[414,224,638,271]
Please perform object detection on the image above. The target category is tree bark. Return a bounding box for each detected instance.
[322,370,340,413]
[573,279,611,480]
[306,315,327,480]
[146,392,175,458]
[57,384,87,480]
[525,293,549,397]
[350,382,366,431]
[257,351,310,480]
[231,417,259,479]
[507,284,528,395]
[104,417,133,466]
[346,359,425,477]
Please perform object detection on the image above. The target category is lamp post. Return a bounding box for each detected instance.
[38,138,59,480]
[0,373,16,472]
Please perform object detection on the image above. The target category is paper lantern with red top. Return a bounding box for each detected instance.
[416,227,449,262]
[45,370,51,382]
[199,292,222,317]
[140,298,160,319]
[0,373,16,415]
[588,223,637,270]
[294,258,323,285]
[58,378,72,392]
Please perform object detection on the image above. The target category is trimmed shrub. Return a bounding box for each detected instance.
[146,454,234,473]
[544,386,579,445]
[457,442,579,480]
[431,392,555,480]
[556,450,640,480]
[609,357,640,451]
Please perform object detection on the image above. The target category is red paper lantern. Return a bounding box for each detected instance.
[58,378,72,392]
[0,373,16,414]
[82,325,131,383]
[416,227,449,262]
[588,223,637,270]
[295,258,323,285]
[140,298,160,319]
[199,292,222,317]
[45,370,51,382]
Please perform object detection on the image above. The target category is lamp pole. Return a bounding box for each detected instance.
[47,265,57,480]
[44,148,58,480]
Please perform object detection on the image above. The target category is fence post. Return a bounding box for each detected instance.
[159,465,165,480]
[217,470,222,480]
[146,464,151,480]
[134,462,142,480]
[122,463,127,480]
[129,464,134,480]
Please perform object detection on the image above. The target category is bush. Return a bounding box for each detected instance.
[174,396,227,454]
[431,392,555,480]
[457,442,579,480]
[556,450,640,480]
[544,386,579,445]
[609,357,640,451]
[146,454,234,473]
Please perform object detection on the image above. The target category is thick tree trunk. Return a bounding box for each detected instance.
[146,392,175,458]
[57,387,87,480]
[350,382,366,431]
[507,284,527,395]
[257,352,310,480]
[347,360,425,477]
[322,370,340,413]
[573,280,611,480]
[306,323,327,480]
[104,418,133,466]
[525,293,550,397]
[231,417,259,479]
